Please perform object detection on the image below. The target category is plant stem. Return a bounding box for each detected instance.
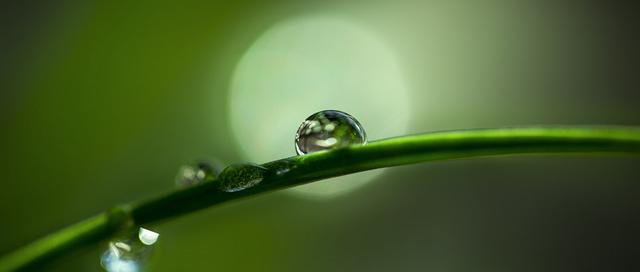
[3,126,640,271]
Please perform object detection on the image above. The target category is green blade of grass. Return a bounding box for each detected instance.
[3,126,640,271]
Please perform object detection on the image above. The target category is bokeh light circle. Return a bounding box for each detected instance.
[229,15,410,198]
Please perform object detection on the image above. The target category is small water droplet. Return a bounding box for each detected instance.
[138,227,159,246]
[268,160,297,176]
[218,163,267,192]
[100,227,160,272]
[175,160,222,188]
[295,110,367,155]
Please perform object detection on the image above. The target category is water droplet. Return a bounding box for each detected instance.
[138,227,159,246]
[267,160,298,177]
[295,110,367,155]
[175,160,222,188]
[100,227,160,272]
[218,163,267,192]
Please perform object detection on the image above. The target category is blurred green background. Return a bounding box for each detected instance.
[1,0,639,271]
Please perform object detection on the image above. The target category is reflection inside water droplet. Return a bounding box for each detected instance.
[175,160,223,188]
[218,163,267,192]
[101,243,139,272]
[100,227,160,272]
[295,110,366,155]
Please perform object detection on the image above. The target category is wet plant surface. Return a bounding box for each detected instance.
[2,124,640,271]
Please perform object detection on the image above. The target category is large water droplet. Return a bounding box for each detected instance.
[100,227,160,272]
[175,160,222,188]
[218,163,267,192]
[295,110,367,155]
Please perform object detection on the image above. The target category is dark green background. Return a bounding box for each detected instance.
[1,1,639,271]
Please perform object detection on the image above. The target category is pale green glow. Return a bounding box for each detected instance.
[229,15,410,198]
